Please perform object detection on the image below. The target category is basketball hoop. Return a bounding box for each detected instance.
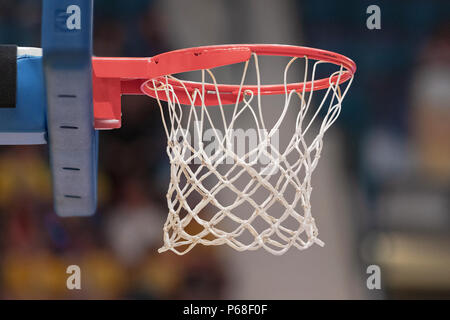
[93,44,356,255]
[4,1,358,251]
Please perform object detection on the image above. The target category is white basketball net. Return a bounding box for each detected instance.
[144,53,353,255]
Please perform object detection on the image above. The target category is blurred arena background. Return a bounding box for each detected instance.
[0,0,449,299]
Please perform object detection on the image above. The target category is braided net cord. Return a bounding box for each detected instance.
[143,53,353,255]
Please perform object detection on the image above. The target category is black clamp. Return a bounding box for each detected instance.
[0,45,17,108]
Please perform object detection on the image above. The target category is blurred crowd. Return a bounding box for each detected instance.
[0,0,449,299]
[302,0,450,298]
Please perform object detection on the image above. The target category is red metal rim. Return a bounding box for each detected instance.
[93,44,356,128]
[141,44,356,105]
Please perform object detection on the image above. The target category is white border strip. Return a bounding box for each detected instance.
[17,47,43,57]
